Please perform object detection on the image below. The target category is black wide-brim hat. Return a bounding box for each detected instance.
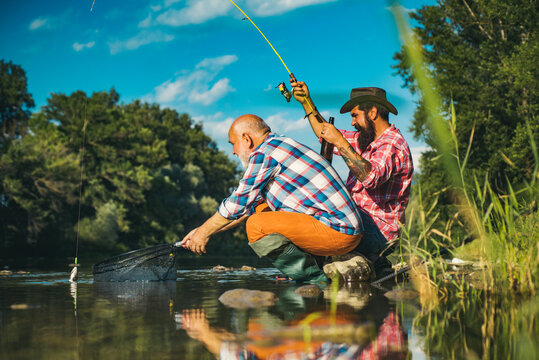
[340,87,398,115]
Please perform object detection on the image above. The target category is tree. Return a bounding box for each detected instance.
[41,89,241,252]
[394,0,538,203]
[0,113,79,253]
[1,64,243,257]
[0,60,34,143]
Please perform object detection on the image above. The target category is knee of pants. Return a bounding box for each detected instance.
[246,214,264,243]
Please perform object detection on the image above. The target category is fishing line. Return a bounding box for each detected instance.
[70,103,88,282]
[227,0,318,115]
[227,0,291,74]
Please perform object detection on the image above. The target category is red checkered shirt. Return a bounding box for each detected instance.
[336,125,413,241]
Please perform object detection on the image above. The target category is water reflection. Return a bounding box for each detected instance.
[93,280,176,311]
[0,266,409,360]
[180,282,407,359]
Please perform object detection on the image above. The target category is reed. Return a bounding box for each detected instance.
[389,0,538,297]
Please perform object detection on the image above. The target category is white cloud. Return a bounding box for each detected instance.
[157,0,231,26]
[410,146,430,171]
[264,84,273,91]
[73,41,95,52]
[108,30,174,54]
[202,116,235,139]
[192,112,225,123]
[164,0,182,7]
[138,13,153,28]
[29,17,48,30]
[189,78,235,105]
[28,10,72,31]
[151,55,238,105]
[151,5,163,12]
[265,112,310,133]
[150,0,334,28]
[248,0,337,17]
[196,54,238,72]
[385,5,416,14]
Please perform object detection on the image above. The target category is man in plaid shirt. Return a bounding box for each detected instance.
[180,114,363,283]
[290,79,413,276]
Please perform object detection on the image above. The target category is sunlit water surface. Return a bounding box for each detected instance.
[0,259,427,359]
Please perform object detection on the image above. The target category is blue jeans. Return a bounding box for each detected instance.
[353,210,394,263]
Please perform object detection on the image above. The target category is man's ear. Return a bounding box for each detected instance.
[368,106,379,121]
[242,133,254,149]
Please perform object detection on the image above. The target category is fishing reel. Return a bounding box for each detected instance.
[277,82,292,102]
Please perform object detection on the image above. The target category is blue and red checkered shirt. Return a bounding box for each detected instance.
[218,133,363,236]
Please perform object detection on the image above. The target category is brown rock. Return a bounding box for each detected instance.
[323,253,373,282]
[212,265,231,271]
[239,265,256,271]
[10,304,41,310]
[219,289,278,309]
[384,288,419,301]
[294,284,323,298]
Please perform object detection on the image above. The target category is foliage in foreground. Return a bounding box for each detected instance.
[390,0,538,293]
[393,0,539,225]
[388,2,538,357]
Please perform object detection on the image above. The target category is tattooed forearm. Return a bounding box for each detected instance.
[338,145,372,181]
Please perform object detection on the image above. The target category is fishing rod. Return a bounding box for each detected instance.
[370,235,476,285]
[227,1,324,118]
[227,0,333,160]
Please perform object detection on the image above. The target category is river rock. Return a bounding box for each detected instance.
[10,304,41,310]
[323,253,373,282]
[384,288,419,301]
[219,289,278,309]
[212,265,231,271]
[324,282,370,309]
[239,265,256,271]
[294,284,323,298]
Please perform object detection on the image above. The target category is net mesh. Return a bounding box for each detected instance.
[92,244,177,281]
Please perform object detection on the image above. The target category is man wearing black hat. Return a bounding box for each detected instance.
[290,79,414,278]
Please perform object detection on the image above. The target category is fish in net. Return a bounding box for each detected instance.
[92,244,177,281]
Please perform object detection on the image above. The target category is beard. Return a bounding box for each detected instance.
[240,155,249,169]
[354,119,376,152]
[238,149,250,169]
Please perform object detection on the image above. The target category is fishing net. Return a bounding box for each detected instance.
[92,244,177,281]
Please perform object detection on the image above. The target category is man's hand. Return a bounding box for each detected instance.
[179,227,209,255]
[178,212,233,255]
[320,122,347,148]
[290,79,310,104]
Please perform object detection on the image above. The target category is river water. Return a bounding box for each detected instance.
[2,258,534,359]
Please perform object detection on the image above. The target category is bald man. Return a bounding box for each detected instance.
[179,114,363,284]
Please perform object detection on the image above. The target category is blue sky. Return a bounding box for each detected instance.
[0,0,435,177]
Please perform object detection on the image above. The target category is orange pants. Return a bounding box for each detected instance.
[246,203,362,256]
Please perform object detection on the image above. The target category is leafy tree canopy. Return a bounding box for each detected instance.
[0,60,34,143]
[1,68,243,257]
[394,0,538,198]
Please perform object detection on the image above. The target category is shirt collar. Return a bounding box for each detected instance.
[253,132,276,152]
[365,124,395,151]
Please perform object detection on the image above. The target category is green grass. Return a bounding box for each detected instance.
[388,1,538,357]
[389,0,538,295]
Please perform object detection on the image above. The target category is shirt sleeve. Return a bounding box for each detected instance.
[362,143,397,189]
[218,151,280,219]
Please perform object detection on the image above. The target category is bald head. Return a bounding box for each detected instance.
[228,115,271,168]
[229,114,271,139]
